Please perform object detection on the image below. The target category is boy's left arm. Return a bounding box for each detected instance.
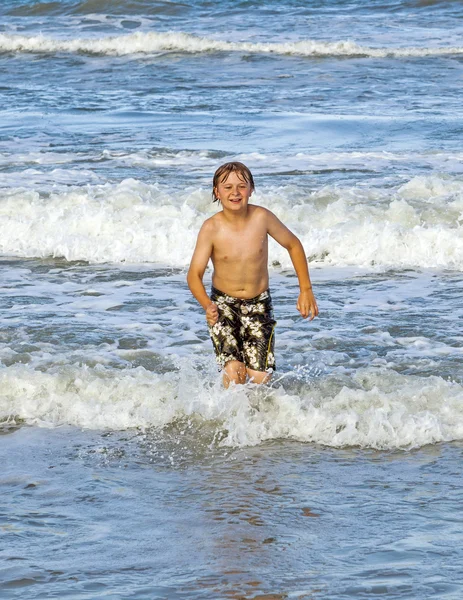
[266,209,319,320]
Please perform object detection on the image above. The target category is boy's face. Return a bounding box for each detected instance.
[214,171,253,210]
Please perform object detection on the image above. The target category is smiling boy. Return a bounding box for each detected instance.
[187,162,318,387]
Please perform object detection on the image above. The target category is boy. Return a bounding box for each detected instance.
[187,162,318,387]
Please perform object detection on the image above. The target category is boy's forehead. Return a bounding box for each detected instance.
[220,170,248,183]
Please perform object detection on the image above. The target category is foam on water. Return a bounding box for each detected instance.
[4,149,463,175]
[0,168,103,188]
[1,361,462,450]
[1,1,463,594]
[1,175,463,269]
[3,149,463,185]
[1,31,463,58]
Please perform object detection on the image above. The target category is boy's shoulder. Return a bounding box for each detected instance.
[201,212,221,229]
[249,204,276,224]
[249,204,272,217]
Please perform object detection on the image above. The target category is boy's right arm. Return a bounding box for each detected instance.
[187,222,219,326]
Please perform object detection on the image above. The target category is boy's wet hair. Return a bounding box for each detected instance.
[212,162,255,202]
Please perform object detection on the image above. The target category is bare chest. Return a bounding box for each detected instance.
[213,225,268,264]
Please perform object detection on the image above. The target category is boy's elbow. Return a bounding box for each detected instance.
[287,235,303,253]
[186,269,194,290]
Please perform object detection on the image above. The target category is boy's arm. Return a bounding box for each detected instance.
[266,209,319,320]
[187,221,219,325]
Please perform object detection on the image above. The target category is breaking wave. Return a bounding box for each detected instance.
[1,362,462,449]
[1,31,462,58]
[1,175,463,269]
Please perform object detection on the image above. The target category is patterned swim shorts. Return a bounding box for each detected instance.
[208,286,277,372]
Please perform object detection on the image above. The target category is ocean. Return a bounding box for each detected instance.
[1,0,463,598]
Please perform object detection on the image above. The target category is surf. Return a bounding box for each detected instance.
[1,361,462,450]
[1,175,463,269]
[1,31,463,59]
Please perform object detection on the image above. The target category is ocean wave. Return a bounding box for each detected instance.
[1,176,463,269]
[0,31,462,58]
[1,363,462,449]
[4,0,188,17]
[3,148,463,177]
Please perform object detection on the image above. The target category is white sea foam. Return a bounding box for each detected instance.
[1,363,462,450]
[1,31,462,58]
[3,149,463,180]
[0,179,207,264]
[0,167,102,188]
[1,176,463,269]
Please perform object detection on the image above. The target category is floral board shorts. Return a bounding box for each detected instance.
[208,286,277,372]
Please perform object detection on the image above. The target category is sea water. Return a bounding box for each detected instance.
[1,1,463,598]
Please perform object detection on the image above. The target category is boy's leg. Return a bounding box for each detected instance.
[246,368,272,385]
[208,288,244,385]
[223,360,247,388]
[240,291,276,384]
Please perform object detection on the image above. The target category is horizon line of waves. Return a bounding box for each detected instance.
[1,32,463,59]
[1,175,463,269]
[1,363,463,450]
[3,150,463,178]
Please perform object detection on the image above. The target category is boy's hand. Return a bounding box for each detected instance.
[297,289,319,320]
[206,302,219,326]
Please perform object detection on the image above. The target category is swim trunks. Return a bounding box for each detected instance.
[208,286,276,372]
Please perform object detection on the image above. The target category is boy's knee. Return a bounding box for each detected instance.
[246,368,272,385]
[223,360,247,386]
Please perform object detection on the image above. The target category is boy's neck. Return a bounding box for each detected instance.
[221,204,251,222]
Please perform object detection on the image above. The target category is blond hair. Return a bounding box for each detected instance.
[212,162,255,202]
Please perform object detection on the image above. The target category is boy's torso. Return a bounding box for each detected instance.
[210,205,270,299]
